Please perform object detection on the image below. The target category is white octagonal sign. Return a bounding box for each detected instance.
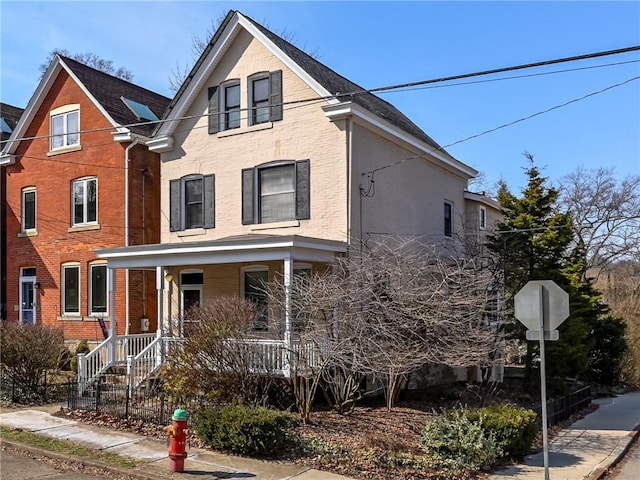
[514,280,570,331]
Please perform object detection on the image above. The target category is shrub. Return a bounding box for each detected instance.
[0,323,65,401]
[70,340,91,374]
[194,403,301,455]
[467,404,538,457]
[421,408,500,471]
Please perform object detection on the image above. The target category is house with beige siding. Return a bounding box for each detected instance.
[92,10,498,388]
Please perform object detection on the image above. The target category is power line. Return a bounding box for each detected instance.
[363,75,640,178]
[2,45,638,147]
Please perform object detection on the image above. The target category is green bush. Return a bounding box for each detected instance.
[467,404,538,457]
[70,340,90,374]
[194,403,301,455]
[421,408,500,471]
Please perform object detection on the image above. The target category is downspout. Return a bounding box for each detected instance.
[124,139,139,336]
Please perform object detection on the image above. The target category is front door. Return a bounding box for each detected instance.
[19,268,36,324]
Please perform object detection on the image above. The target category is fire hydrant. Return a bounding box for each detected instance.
[165,408,189,472]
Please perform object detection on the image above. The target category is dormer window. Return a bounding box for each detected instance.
[249,74,270,125]
[50,105,80,150]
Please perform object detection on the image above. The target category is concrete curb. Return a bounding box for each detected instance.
[585,428,640,480]
[0,438,163,480]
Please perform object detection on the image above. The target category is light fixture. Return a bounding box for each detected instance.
[164,273,173,283]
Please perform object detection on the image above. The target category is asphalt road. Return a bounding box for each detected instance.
[0,446,130,480]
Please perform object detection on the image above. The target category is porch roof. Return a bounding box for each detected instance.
[95,234,347,269]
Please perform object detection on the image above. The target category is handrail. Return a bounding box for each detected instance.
[77,333,156,395]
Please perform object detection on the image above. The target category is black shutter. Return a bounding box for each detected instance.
[295,159,310,220]
[203,174,215,229]
[242,168,255,225]
[269,70,283,122]
[169,179,181,231]
[208,86,219,134]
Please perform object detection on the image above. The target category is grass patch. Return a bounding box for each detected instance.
[0,425,140,469]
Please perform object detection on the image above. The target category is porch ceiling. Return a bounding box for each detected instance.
[95,234,347,269]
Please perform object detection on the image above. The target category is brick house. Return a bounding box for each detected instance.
[1,103,25,320]
[92,11,500,386]
[0,56,170,344]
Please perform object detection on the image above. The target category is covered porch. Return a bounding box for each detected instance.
[78,235,346,393]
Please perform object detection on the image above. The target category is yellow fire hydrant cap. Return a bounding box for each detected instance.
[172,408,189,421]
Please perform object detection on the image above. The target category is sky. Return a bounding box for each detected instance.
[1,1,639,194]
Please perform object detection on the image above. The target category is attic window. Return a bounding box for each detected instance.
[0,117,12,134]
[121,97,159,122]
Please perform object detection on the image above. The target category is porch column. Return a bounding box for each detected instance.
[108,267,116,364]
[156,266,164,337]
[283,256,293,378]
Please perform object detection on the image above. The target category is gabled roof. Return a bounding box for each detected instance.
[154,10,468,173]
[244,13,444,152]
[0,103,24,142]
[1,55,171,162]
[61,56,170,137]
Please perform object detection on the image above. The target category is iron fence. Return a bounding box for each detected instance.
[67,378,208,425]
[534,385,591,428]
[0,368,71,404]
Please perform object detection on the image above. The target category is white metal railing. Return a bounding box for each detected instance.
[77,333,156,394]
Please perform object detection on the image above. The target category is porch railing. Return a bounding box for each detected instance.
[78,333,326,395]
[77,333,155,394]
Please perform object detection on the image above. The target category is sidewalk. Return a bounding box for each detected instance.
[1,392,639,480]
[0,406,352,480]
[489,390,640,480]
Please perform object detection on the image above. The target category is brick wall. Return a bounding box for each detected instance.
[3,69,160,340]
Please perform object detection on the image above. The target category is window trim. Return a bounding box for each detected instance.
[89,262,108,317]
[248,72,270,126]
[479,206,487,230]
[50,105,80,151]
[182,175,204,230]
[241,265,269,331]
[180,269,203,319]
[170,174,215,232]
[72,177,98,227]
[242,159,310,225]
[21,187,37,232]
[444,201,453,238]
[62,263,81,316]
[221,80,241,131]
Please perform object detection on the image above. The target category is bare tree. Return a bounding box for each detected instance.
[162,297,277,405]
[169,14,320,92]
[39,49,133,81]
[559,167,640,278]
[268,238,502,416]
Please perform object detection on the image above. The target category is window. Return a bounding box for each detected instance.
[479,206,487,230]
[1,116,12,134]
[22,187,36,232]
[51,109,79,150]
[243,268,269,331]
[169,174,215,231]
[62,264,80,315]
[90,264,107,315]
[224,82,241,130]
[180,271,203,318]
[207,71,282,134]
[72,178,97,226]
[292,265,311,331]
[121,97,159,122]
[242,160,310,225]
[444,201,453,237]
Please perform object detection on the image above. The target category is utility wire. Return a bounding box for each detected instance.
[2,45,638,146]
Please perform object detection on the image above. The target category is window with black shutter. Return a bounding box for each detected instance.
[169,174,215,231]
[242,159,310,225]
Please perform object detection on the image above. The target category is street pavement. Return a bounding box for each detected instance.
[0,448,117,480]
[0,391,638,480]
[489,391,640,480]
[611,440,640,480]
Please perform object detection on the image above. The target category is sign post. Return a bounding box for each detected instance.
[515,280,569,480]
